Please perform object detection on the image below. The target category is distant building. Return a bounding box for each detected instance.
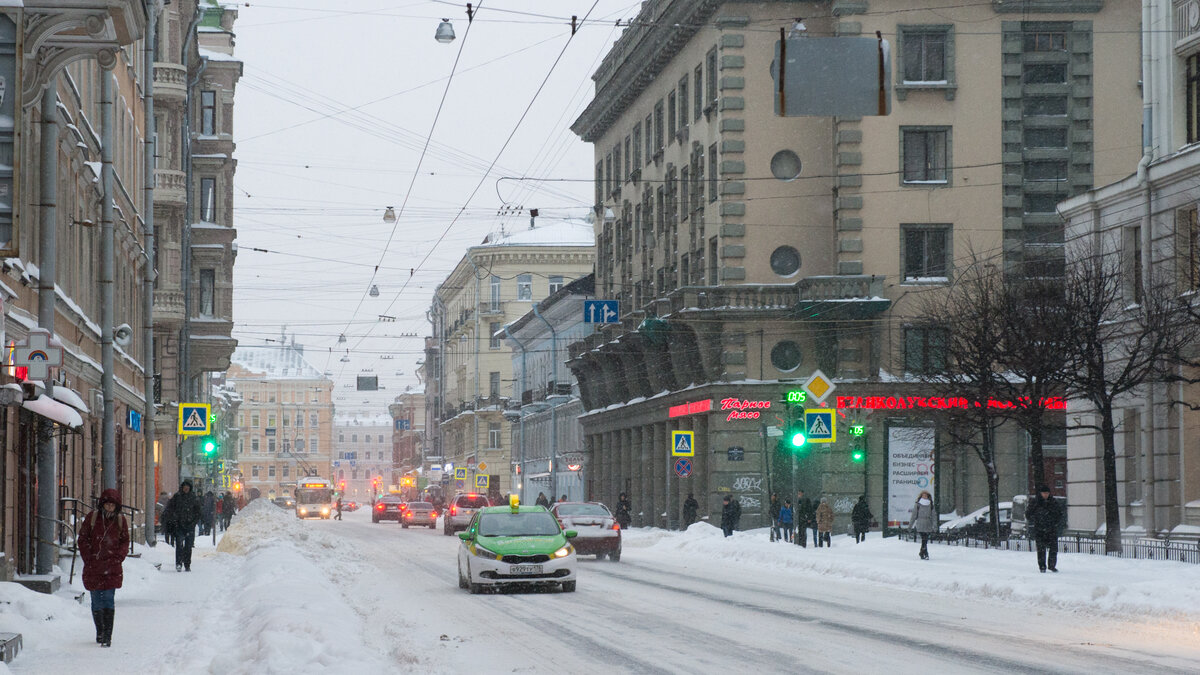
[226,339,334,501]
[333,414,393,500]
[389,389,426,480]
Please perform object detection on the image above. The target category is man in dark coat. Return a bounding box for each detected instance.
[78,489,129,647]
[164,480,202,572]
[535,492,550,508]
[851,495,873,543]
[200,491,216,535]
[794,490,815,547]
[615,492,633,529]
[221,491,237,530]
[1027,484,1065,573]
[768,493,782,542]
[681,493,699,530]
[720,495,740,537]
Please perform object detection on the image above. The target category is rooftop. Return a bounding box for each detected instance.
[230,341,326,380]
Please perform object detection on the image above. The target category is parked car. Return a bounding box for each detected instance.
[1011,494,1068,539]
[372,495,406,523]
[403,501,438,529]
[272,496,295,509]
[549,501,621,561]
[939,501,1012,538]
[457,502,578,594]
[444,493,491,535]
[343,501,360,512]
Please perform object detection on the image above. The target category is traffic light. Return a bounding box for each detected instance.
[851,444,865,463]
[787,425,807,450]
[201,436,218,456]
[849,424,866,463]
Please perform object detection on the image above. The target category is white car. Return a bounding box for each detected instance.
[940,501,1013,536]
[457,504,578,594]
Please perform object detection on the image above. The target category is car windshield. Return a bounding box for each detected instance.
[407,502,432,511]
[555,504,610,517]
[478,511,561,537]
[457,495,490,509]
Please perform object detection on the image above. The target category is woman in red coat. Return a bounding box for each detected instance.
[78,488,129,647]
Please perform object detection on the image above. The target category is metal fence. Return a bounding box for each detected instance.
[897,530,1200,564]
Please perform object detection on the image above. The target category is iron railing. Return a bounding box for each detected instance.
[897,530,1200,564]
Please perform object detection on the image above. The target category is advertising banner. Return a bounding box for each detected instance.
[887,426,935,527]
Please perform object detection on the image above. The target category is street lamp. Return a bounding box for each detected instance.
[382,206,396,223]
[435,19,455,44]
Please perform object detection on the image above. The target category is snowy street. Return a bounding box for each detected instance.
[4,500,1200,674]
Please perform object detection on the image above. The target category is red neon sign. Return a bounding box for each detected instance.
[835,396,1066,411]
[668,399,713,418]
[720,398,772,421]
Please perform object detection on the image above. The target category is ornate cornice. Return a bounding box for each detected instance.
[21,3,147,107]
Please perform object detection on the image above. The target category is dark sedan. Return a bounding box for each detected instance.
[550,501,621,561]
[372,496,406,523]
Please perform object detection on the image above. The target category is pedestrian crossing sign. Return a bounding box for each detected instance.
[178,403,211,436]
[476,474,489,489]
[671,430,695,457]
[805,409,835,443]
[454,467,467,480]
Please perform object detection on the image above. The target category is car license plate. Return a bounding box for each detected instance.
[509,564,542,575]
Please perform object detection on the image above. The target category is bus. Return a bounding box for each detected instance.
[295,478,334,519]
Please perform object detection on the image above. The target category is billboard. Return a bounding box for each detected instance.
[886,426,935,527]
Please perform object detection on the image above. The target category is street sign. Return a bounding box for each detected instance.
[671,430,694,457]
[583,299,620,324]
[178,403,211,436]
[13,328,63,381]
[478,462,488,472]
[674,457,692,478]
[804,409,836,443]
[475,474,489,489]
[766,426,783,437]
[802,369,836,404]
[727,447,745,461]
[454,467,467,480]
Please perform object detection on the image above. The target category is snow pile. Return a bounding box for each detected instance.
[626,523,1200,620]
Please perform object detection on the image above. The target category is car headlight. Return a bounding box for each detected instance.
[551,544,573,559]
[473,544,500,560]
[321,507,330,515]
[299,508,307,515]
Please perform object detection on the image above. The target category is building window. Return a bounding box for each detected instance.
[1023,63,1067,84]
[1178,206,1200,292]
[282,413,290,428]
[489,322,501,349]
[517,274,532,300]
[904,327,948,374]
[488,422,502,449]
[1188,54,1200,145]
[613,144,622,187]
[268,465,276,478]
[268,438,276,453]
[268,414,276,427]
[1024,128,1068,149]
[771,341,803,372]
[623,135,631,181]
[902,225,950,281]
[706,47,718,106]
[632,123,642,170]
[653,101,664,154]
[310,438,318,454]
[251,438,259,453]
[667,90,677,141]
[282,465,290,478]
[200,177,216,222]
[644,113,654,164]
[310,413,318,427]
[200,90,216,135]
[251,413,259,428]
[1024,193,1065,214]
[594,162,603,206]
[252,465,260,477]
[680,167,690,222]
[548,275,563,294]
[709,236,719,285]
[199,268,215,317]
[694,64,704,121]
[901,128,949,184]
[901,29,947,82]
[489,275,501,310]
[489,371,501,398]
[708,143,718,202]
[1127,226,1144,304]
[678,76,688,131]
[770,246,802,277]
[1023,96,1068,117]
[1024,160,1067,182]
[1024,31,1065,52]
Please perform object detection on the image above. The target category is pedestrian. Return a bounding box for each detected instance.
[559,494,568,502]
[535,492,550,508]
[720,495,739,537]
[200,491,216,536]
[779,499,794,543]
[794,490,817,547]
[910,490,935,560]
[815,497,834,547]
[768,493,782,542]
[615,492,632,529]
[163,480,202,572]
[681,492,699,530]
[1027,484,1064,573]
[851,495,873,544]
[215,497,224,532]
[156,491,171,545]
[78,489,129,648]
[237,492,248,511]
[221,491,237,530]
[335,496,343,520]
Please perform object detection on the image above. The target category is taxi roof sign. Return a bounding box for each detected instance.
[509,494,520,511]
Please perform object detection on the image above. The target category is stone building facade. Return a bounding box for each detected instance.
[333,414,393,501]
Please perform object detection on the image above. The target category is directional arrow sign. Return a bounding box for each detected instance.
[583,300,620,324]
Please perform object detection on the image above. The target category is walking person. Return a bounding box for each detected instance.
[535,492,550,508]
[1027,484,1064,573]
[78,489,129,647]
[334,496,343,520]
[910,490,936,560]
[164,480,202,572]
[215,496,224,532]
[200,491,216,536]
[156,491,171,545]
[221,491,237,530]
[768,493,782,542]
[794,490,813,547]
[815,497,834,547]
[615,492,633,529]
[681,492,699,530]
[778,499,794,543]
[720,495,740,537]
[851,495,873,543]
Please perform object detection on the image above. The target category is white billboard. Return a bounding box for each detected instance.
[887,427,936,527]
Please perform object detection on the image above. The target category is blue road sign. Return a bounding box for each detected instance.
[671,430,694,457]
[476,474,489,489]
[584,300,620,324]
[178,403,211,436]
[674,457,692,478]
[454,467,467,480]
[804,409,836,443]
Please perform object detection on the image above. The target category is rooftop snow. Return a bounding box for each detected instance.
[230,343,326,380]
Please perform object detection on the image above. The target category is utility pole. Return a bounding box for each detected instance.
[101,67,117,490]
[142,0,159,545]
[34,87,58,575]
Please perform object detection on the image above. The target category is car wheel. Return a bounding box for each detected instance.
[609,550,621,562]
[561,580,576,593]
[458,564,469,589]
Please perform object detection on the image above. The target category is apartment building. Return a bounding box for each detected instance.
[569,0,1141,530]
[333,414,393,501]
[389,389,426,480]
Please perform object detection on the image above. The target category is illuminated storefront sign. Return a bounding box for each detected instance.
[668,399,713,418]
[836,396,1065,411]
[720,398,772,421]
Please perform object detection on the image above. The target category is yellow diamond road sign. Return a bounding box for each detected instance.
[802,369,836,404]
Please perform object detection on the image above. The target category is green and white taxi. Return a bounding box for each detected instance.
[457,495,578,594]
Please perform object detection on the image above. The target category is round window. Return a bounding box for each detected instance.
[771,341,803,372]
[770,149,802,181]
[770,246,802,277]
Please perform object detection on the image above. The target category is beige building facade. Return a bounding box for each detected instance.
[333,414,393,501]
[569,0,1142,530]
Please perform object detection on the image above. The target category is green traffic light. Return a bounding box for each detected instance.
[789,431,807,447]
[852,448,865,462]
[203,437,217,454]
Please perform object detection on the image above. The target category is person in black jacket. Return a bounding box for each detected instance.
[720,495,739,537]
[1027,484,1065,573]
[221,492,237,530]
[794,490,816,547]
[768,493,782,542]
[681,493,699,530]
[534,492,550,508]
[851,495,873,543]
[200,491,216,536]
[615,492,633,529]
[163,480,202,572]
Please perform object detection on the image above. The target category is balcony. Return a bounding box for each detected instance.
[662,276,889,321]
[154,169,186,207]
[188,316,236,373]
[153,62,187,102]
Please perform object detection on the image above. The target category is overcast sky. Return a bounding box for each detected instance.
[232,1,636,414]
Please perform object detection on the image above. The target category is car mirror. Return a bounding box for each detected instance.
[564,529,578,539]
[457,532,471,541]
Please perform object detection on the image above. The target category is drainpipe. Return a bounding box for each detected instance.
[465,251,481,480]
[532,303,558,500]
[143,0,159,544]
[504,324,528,503]
[101,69,116,490]
[179,3,206,481]
[1137,0,1157,535]
[34,87,58,575]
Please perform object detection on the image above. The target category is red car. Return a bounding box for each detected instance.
[550,501,621,561]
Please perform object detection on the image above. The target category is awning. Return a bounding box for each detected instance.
[51,386,90,414]
[23,394,83,428]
